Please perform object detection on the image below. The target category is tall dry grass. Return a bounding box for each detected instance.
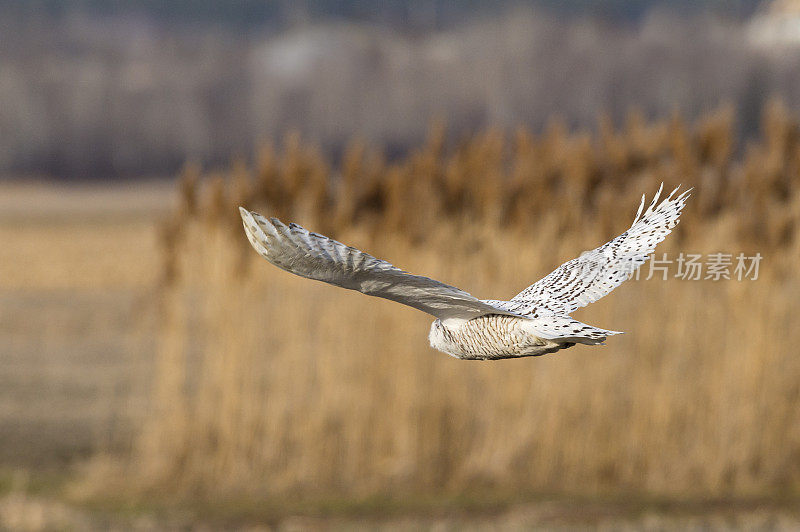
[115,102,800,502]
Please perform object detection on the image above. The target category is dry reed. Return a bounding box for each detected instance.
[115,103,800,502]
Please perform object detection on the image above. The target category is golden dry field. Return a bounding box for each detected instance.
[0,181,171,466]
[128,105,800,498]
[4,105,800,528]
[0,181,170,527]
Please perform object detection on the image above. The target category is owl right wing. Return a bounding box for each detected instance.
[239,208,521,321]
[502,184,691,316]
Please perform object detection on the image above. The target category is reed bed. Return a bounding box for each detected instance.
[113,102,800,502]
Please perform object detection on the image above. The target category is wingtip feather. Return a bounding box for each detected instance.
[632,193,646,226]
[647,182,664,213]
[239,207,282,258]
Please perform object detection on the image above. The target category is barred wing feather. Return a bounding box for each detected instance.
[239,208,519,321]
[507,184,691,316]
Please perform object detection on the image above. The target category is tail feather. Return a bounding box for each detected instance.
[526,315,622,344]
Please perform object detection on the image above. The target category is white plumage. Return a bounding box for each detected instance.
[239,184,691,360]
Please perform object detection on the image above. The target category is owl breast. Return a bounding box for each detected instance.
[428,315,563,360]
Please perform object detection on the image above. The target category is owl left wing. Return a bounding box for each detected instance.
[239,208,523,321]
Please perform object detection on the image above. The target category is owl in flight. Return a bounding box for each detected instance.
[239,184,690,360]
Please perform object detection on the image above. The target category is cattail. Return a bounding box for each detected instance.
[157,215,183,286]
[230,157,252,210]
[205,174,228,227]
[253,142,285,217]
[178,161,201,218]
[118,106,800,504]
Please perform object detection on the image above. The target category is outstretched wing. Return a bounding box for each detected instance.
[506,184,691,316]
[239,208,520,321]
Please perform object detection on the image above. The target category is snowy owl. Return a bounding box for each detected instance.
[239,184,690,360]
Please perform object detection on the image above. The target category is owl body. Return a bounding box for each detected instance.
[429,314,610,360]
[429,315,560,360]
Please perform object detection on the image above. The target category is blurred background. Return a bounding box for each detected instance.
[3,0,800,529]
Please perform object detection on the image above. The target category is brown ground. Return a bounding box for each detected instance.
[0,180,169,471]
[0,181,798,530]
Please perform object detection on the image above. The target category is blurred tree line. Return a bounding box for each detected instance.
[0,0,791,179]
[0,0,762,29]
